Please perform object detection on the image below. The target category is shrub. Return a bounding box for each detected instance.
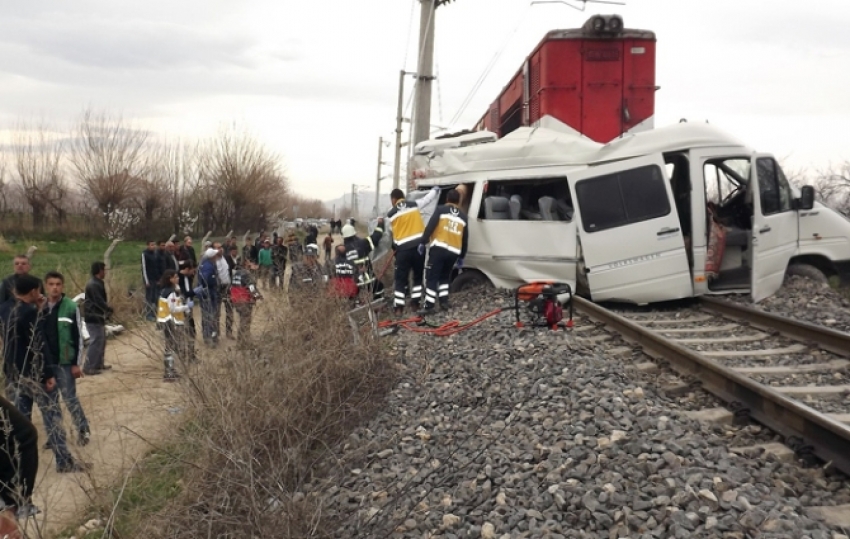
[137,289,395,537]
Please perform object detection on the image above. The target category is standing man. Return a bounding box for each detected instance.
[230,257,262,347]
[142,241,160,321]
[0,255,43,305]
[288,245,325,293]
[217,243,235,340]
[162,241,180,274]
[43,271,90,445]
[177,260,198,363]
[419,189,469,313]
[0,394,39,534]
[257,239,274,288]
[387,186,440,315]
[83,262,113,375]
[323,232,334,262]
[197,248,220,347]
[271,237,288,289]
[178,236,197,266]
[1,275,88,473]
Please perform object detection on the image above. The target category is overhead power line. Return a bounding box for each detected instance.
[448,4,533,127]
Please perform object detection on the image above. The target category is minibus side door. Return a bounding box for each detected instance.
[568,153,693,303]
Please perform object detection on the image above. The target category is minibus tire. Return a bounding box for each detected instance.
[785,263,828,286]
[449,270,490,293]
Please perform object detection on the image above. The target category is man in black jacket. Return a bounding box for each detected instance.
[0,255,43,305]
[83,262,113,375]
[1,274,88,473]
[142,241,159,321]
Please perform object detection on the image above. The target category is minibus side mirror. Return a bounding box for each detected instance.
[796,185,815,211]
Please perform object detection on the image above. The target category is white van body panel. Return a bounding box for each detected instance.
[751,154,799,302]
[798,203,850,263]
[568,153,693,303]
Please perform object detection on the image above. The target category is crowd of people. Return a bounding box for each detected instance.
[1,255,115,535]
[0,187,469,535]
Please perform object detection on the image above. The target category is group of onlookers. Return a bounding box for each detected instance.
[1,253,117,534]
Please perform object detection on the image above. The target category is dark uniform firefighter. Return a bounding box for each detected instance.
[343,219,385,301]
[387,186,440,315]
[419,189,469,313]
[331,244,358,300]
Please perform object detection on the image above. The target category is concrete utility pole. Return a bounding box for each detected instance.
[412,0,437,149]
[393,70,409,190]
[351,183,357,219]
[375,136,385,217]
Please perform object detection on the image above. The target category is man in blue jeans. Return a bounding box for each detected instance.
[0,274,89,473]
[43,271,91,446]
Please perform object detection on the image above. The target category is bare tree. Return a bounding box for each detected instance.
[12,121,66,228]
[150,140,201,235]
[197,125,289,232]
[68,108,148,221]
[813,162,850,216]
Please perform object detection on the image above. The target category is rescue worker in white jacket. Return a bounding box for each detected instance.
[418,189,469,313]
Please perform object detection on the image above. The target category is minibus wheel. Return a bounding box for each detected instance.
[785,263,829,286]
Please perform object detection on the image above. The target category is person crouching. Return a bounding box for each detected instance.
[156,270,193,381]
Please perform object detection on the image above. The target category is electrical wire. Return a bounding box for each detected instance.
[448,3,533,127]
[401,0,417,70]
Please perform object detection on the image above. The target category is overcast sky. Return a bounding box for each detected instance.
[1,0,848,202]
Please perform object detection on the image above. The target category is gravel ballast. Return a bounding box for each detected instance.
[730,276,850,334]
[305,286,850,538]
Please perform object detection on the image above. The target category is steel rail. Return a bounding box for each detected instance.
[574,296,850,475]
[700,297,850,357]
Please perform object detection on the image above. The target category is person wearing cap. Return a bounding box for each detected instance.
[197,247,220,346]
[289,244,325,293]
[257,239,274,289]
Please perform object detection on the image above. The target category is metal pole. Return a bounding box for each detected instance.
[412,0,436,149]
[393,70,406,190]
[376,137,384,218]
[352,183,357,220]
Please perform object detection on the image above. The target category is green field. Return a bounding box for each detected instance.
[0,239,147,295]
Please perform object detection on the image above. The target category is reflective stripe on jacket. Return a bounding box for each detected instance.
[422,204,469,257]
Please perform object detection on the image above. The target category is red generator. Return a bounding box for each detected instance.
[475,14,657,143]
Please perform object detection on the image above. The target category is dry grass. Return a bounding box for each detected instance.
[125,289,395,538]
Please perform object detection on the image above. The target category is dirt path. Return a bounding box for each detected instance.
[23,330,183,539]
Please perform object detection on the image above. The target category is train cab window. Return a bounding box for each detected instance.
[575,165,670,233]
[479,177,573,221]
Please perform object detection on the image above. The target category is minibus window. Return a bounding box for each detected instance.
[757,158,793,215]
[576,165,670,233]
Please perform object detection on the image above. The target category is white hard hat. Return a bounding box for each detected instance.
[342,224,356,238]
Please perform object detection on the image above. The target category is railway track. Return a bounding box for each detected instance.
[573,295,850,476]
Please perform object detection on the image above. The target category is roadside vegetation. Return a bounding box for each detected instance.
[50,289,395,538]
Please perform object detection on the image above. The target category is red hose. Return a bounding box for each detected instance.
[379,308,504,337]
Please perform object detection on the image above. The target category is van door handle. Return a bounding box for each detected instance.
[759,226,771,234]
[657,227,680,236]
